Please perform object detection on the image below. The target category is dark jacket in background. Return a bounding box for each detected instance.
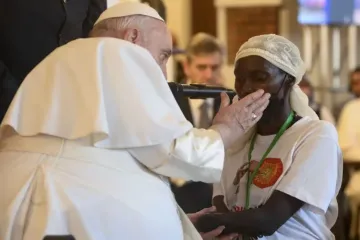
[0,0,106,121]
[172,93,221,213]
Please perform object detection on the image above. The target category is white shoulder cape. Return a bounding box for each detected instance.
[0,37,192,148]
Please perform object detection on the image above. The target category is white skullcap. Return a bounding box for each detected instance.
[95,1,164,25]
[235,34,319,120]
[0,38,192,148]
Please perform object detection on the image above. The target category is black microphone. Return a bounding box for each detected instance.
[168,82,237,100]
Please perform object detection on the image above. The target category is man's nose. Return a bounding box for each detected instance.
[204,67,213,80]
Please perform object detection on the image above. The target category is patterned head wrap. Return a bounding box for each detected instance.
[235,34,318,120]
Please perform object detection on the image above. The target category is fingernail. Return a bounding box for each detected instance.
[264,93,271,98]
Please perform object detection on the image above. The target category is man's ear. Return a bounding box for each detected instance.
[123,28,140,44]
[182,58,191,77]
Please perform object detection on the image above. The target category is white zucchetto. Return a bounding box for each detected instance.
[95,1,164,25]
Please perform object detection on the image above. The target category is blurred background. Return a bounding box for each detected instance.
[107,0,360,121]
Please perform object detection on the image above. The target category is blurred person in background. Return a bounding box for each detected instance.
[337,83,360,240]
[182,32,225,87]
[334,67,360,240]
[0,0,106,122]
[175,32,225,127]
[299,75,335,124]
[337,67,360,240]
[334,66,360,121]
[337,67,360,164]
[171,33,226,214]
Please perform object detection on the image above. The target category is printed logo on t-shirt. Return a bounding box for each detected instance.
[232,158,283,189]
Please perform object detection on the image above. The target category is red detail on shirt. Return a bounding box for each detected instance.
[232,206,245,212]
[252,158,283,189]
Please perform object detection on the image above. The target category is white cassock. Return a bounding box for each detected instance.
[0,38,225,240]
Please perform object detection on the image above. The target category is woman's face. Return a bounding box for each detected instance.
[234,56,289,99]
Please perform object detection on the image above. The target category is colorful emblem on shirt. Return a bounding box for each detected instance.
[252,158,283,188]
[233,158,283,189]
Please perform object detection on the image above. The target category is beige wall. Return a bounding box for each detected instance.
[106,0,303,89]
[163,0,192,48]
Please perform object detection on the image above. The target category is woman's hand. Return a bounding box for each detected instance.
[213,195,230,213]
[211,90,270,148]
[188,207,238,240]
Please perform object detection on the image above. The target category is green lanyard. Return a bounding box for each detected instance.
[241,111,294,240]
[244,111,295,209]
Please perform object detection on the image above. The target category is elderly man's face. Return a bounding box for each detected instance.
[144,21,172,78]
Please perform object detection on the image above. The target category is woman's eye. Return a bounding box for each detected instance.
[253,74,267,82]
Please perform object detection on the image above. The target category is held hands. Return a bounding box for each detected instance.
[211,90,270,149]
[188,207,238,240]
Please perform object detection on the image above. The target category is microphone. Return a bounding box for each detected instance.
[168,82,237,100]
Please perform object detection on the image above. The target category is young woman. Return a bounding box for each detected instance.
[195,34,342,239]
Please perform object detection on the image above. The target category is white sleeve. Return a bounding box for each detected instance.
[128,128,225,183]
[276,124,342,214]
[337,103,357,153]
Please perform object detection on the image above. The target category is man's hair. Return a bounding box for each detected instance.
[186,33,224,62]
[352,66,360,74]
[349,66,360,83]
[89,15,153,38]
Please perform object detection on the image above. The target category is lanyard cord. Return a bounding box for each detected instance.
[241,111,294,240]
[245,111,295,209]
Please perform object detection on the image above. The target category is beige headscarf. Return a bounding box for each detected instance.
[227,34,319,153]
[0,38,192,148]
[235,34,319,120]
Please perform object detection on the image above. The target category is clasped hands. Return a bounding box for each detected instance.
[188,206,237,240]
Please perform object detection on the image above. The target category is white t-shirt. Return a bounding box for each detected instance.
[214,117,343,239]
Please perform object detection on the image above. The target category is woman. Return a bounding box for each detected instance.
[195,34,342,239]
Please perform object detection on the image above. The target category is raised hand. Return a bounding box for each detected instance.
[211,90,270,148]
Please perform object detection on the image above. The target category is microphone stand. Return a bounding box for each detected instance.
[168,82,237,100]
